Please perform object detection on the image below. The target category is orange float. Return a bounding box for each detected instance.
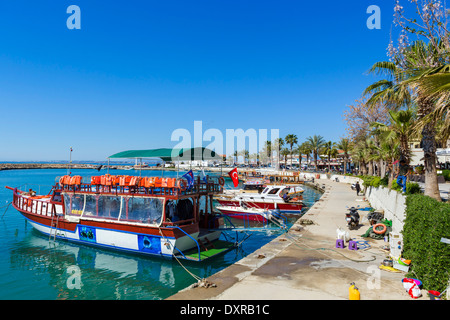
[373,223,387,235]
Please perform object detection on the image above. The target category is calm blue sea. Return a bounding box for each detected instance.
[0,168,322,300]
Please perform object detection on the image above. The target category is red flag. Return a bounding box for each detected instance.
[228,167,239,187]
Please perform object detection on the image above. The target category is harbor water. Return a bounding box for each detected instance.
[0,168,322,300]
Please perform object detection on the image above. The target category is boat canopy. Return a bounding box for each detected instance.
[108,147,220,161]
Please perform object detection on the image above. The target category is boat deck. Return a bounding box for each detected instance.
[175,239,235,261]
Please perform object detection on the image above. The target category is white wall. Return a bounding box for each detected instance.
[300,172,362,184]
[364,186,406,234]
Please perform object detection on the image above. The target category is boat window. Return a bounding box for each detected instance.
[63,193,84,217]
[83,195,98,217]
[52,192,62,203]
[262,188,269,194]
[243,184,262,191]
[97,196,122,220]
[122,197,164,225]
[267,188,280,195]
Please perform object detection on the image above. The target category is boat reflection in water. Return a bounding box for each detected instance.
[9,230,193,299]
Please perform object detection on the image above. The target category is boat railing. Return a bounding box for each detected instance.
[57,179,223,197]
[58,183,223,197]
[166,225,201,261]
[16,183,54,196]
[11,188,56,217]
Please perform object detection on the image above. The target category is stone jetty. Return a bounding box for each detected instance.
[0,163,95,171]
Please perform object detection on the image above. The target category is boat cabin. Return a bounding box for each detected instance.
[57,174,222,228]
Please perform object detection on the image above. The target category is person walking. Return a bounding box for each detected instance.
[355,181,361,196]
[396,159,409,193]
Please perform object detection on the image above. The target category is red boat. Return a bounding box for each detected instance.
[216,185,303,213]
[215,204,270,222]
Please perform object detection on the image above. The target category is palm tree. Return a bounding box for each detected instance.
[233,150,238,165]
[400,40,450,200]
[285,134,298,167]
[363,61,411,111]
[265,140,272,166]
[244,150,249,164]
[299,141,312,169]
[371,109,415,165]
[352,141,368,175]
[323,141,337,172]
[330,148,339,171]
[294,144,302,169]
[365,41,443,200]
[271,138,284,169]
[306,135,326,171]
[336,138,351,174]
[295,143,308,169]
[280,148,290,167]
[379,136,401,187]
[366,137,383,176]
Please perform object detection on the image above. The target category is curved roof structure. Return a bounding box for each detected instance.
[108,147,220,161]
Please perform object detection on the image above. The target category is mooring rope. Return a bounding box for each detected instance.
[156,226,204,284]
[1,201,12,219]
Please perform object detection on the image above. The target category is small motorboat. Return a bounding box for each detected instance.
[216,203,286,227]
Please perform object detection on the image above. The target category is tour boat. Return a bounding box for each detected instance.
[6,174,234,262]
[216,185,304,213]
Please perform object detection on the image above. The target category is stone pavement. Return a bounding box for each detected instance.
[168,179,427,300]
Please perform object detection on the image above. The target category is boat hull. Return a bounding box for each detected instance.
[217,199,302,213]
[17,208,220,259]
[216,207,268,222]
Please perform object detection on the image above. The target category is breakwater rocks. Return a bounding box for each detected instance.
[0,163,96,171]
[304,181,326,193]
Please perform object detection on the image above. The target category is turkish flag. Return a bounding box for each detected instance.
[228,168,239,187]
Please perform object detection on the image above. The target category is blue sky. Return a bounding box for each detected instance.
[0,0,395,161]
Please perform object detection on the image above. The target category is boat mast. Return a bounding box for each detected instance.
[67,146,73,176]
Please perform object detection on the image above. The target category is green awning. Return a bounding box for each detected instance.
[108,147,220,161]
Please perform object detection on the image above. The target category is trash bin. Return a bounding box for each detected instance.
[428,290,441,300]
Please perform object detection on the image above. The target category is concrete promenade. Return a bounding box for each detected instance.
[168,179,426,300]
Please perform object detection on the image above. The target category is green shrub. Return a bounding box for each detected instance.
[405,182,421,195]
[371,177,381,188]
[442,170,450,181]
[361,175,422,195]
[402,194,450,293]
[380,176,389,187]
[391,181,402,192]
[391,181,422,194]
[360,175,382,188]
